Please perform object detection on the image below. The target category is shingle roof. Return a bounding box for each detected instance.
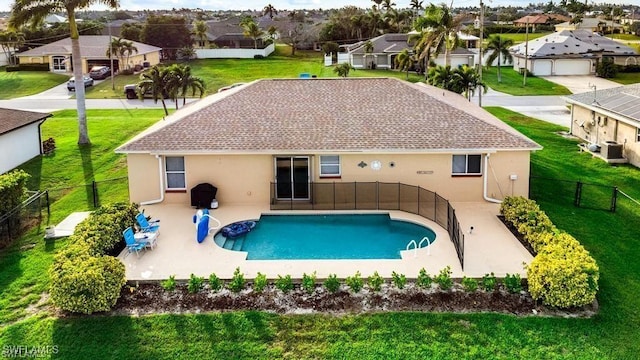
[117,78,539,154]
[510,30,601,57]
[17,35,161,58]
[565,83,640,122]
[349,34,412,55]
[0,108,51,136]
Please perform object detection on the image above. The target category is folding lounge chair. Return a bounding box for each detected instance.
[123,227,146,257]
[136,213,160,233]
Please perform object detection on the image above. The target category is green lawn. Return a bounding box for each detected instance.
[494,32,551,44]
[0,69,69,99]
[2,107,640,358]
[0,109,165,326]
[605,33,640,41]
[86,45,424,99]
[482,67,572,95]
[612,71,640,85]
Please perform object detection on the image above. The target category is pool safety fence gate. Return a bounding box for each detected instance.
[270,182,465,269]
[0,190,49,246]
[529,176,619,212]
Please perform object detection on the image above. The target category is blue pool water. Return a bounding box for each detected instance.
[214,214,436,260]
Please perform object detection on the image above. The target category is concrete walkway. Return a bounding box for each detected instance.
[540,75,622,94]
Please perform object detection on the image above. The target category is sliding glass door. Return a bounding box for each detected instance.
[275,157,310,200]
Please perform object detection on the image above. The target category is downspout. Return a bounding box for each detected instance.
[483,153,502,204]
[140,155,165,205]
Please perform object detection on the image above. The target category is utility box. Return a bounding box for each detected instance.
[601,141,623,159]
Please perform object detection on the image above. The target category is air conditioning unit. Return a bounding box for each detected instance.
[601,141,623,159]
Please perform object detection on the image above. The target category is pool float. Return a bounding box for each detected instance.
[221,221,256,238]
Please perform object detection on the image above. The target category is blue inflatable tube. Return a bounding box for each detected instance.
[221,221,256,238]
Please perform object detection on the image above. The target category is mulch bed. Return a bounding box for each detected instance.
[497,215,537,256]
[109,282,597,318]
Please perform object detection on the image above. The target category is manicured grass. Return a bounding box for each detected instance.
[86,45,424,99]
[1,107,640,357]
[605,33,640,41]
[611,71,640,85]
[482,67,572,95]
[0,110,164,326]
[0,69,69,99]
[494,32,551,44]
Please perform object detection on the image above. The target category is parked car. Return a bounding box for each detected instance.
[124,84,169,99]
[67,76,94,91]
[89,66,111,80]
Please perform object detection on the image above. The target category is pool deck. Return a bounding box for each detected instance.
[119,202,532,281]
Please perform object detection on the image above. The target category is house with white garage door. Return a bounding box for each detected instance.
[510,30,639,76]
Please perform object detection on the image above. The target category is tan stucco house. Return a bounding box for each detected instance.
[16,35,161,74]
[565,83,640,167]
[116,78,540,207]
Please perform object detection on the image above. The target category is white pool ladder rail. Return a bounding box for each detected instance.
[406,236,433,258]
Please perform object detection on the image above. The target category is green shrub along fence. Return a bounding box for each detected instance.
[49,203,137,314]
[0,191,50,245]
[530,176,619,212]
[501,196,599,308]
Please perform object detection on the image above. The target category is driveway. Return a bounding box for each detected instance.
[540,75,622,94]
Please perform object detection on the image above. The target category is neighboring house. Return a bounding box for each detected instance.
[116,78,540,207]
[510,30,639,76]
[192,18,275,59]
[564,83,640,167]
[338,33,477,70]
[0,108,51,175]
[513,13,571,31]
[620,12,640,25]
[16,35,162,74]
[555,18,622,34]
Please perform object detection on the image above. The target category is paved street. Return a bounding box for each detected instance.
[0,75,625,128]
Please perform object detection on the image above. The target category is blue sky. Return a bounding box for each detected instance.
[1,0,635,13]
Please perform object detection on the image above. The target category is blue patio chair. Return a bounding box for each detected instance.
[136,213,160,233]
[123,227,146,257]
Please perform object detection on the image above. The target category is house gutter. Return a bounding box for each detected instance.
[140,155,165,205]
[483,153,502,204]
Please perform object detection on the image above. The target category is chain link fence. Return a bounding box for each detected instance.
[530,176,619,212]
[0,191,50,246]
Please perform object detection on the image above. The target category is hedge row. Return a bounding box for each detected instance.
[49,203,138,314]
[0,170,30,247]
[500,196,599,308]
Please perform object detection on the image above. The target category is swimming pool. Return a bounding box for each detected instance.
[214,214,436,260]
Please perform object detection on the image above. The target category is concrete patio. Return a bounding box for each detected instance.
[119,202,532,281]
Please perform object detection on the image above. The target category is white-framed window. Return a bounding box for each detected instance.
[319,155,341,177]
[165,156,186,189]
[452,154,482,175]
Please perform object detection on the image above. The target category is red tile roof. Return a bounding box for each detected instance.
[117,78,539,154]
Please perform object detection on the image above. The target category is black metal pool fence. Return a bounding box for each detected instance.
[270,182,465,269]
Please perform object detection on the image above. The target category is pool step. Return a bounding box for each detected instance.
[232,237,245,251]
[222,239,235,250]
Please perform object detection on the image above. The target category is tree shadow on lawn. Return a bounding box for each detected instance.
[47,312,277,358]
[79,144,95,209]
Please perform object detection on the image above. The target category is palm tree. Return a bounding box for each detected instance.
[394,49,414,79]
[166,64,205,108]
[10,0,119,145]
[106,38,137,72]
[427,65,461,93]
[413,3,461,70]
[267,25,278,40]
[453,65,487,100]
[241,20,264,49]
[334,62,354,77]
[381,0,396,12]
[137,65,171,115]
[484,34,514,83]
[410,0,424,22]
[193,20,208,48]
[0,30,25,65]
[363,40,374,69]
[262,4,278,19]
